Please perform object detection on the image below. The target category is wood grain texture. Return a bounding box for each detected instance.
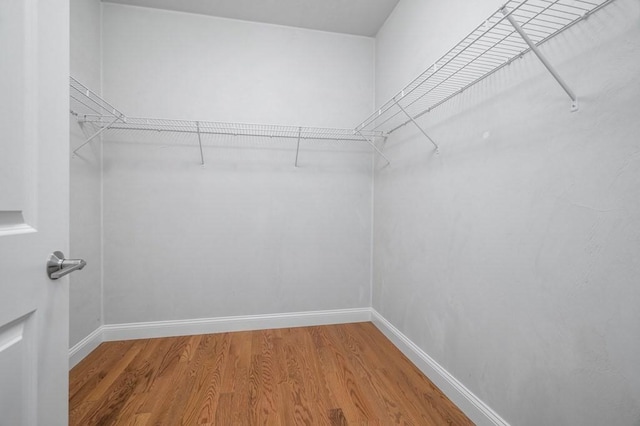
[70,322,474,425]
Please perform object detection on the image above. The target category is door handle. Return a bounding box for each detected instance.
[46,251,86,280]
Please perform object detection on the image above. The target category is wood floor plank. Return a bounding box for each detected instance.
[110,338,167,423]
[225,331,253,425]
[280,329,321,425]
[150,334,205,425]
[353,323,473,425]
[74,340,147,425]
[328,323,424,425]
[179,332,231,425]
[69,340,136,408]
[314,326,373,424]
[254,329,283,425]
[290,327,334,425]
[345,323,453,424]
[339,323,436,422]
[70,323,474,425]
[176,333,220,423]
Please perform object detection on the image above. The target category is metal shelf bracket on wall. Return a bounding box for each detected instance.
[392,97,439,152]
[355,130,391,166]
[73,114,125,155]
[501,5,579,112]
[295,127,302,167]
[196,121,205,165]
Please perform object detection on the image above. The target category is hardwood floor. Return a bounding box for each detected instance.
[69,322,473,425]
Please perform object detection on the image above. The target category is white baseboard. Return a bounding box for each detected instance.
[370,309,510,426]
[69,326,104,369]
[70,308,370,369]
[98,307,371,342]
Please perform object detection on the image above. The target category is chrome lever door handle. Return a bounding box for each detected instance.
[47,251,86,280]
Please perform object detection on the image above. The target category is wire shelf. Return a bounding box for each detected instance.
[356,0,615,135]
[77,115,383,142]
[70,79,385,164]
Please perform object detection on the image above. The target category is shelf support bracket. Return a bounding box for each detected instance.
[356,130,391,166]
[73,114,124,155]
[294,127,302,167]
[501,6,579,111]
[393,99,439,152]
[196,121,205,165]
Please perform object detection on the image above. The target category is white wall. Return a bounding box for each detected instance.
[100,4,375,324]
[101,4,373,127]
[69,0,103,348]
[373,0,640,425]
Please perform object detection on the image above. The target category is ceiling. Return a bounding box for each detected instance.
[103,0,400,37]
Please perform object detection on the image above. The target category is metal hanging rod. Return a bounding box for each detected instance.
[356,0,616,139]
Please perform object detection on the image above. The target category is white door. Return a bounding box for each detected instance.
[0,0,70,425]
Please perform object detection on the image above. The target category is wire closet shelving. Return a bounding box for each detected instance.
[355,0,616,152]
[69,77,386,166]
[70,0,615,164]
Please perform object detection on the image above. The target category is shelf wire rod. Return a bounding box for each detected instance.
[501,5,578,110]
[519,17,570,30]
[460,49,516,61]
[196,121,205,165]
[570,0,600,9]
[393,98,439,151]
[294,127,302,167]
[521,9,577,23]
[355,130,391,166]
[516,24,564,38]
[478,37,527,49]
[73,114,124,155]
[463,44,523,56]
